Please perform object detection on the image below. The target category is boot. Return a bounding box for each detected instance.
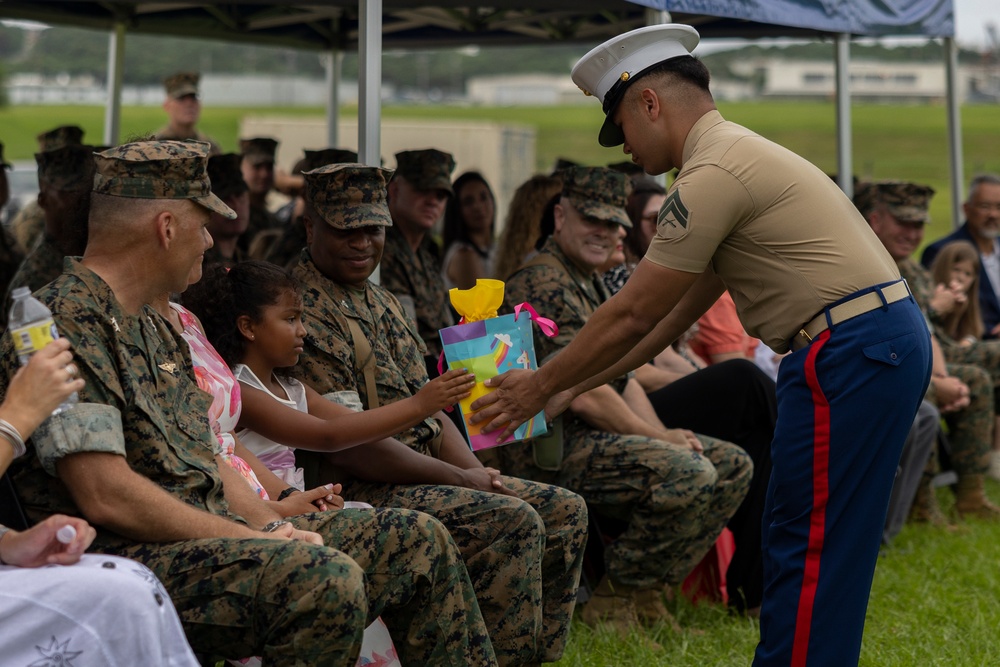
[632,586,681,632]
[579,576,640,631]
[579,576,661,649]
[908,480,949,526]
[954,474,1000,520]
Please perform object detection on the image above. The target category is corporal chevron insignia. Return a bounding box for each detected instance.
[658,190,690,230]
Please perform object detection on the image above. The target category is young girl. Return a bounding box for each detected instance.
[930,240,983,347]
[183,260,476,491]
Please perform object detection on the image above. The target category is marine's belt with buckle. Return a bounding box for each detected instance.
[791,280,911,352]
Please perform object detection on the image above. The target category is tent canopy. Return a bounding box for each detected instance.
[0,1,952,51]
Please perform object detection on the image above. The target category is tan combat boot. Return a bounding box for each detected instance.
[631,586,682,633]
[908,480,949,526]
[954,474,1000,520]
[579,576,640,630]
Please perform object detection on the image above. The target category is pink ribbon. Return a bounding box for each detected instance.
[513,302,559,338]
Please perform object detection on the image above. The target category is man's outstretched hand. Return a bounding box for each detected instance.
[469,369,573,441]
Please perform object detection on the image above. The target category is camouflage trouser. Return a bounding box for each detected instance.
[339,476,588,666]
[927,362,994,475]
[496,416,753,588]
[940,337,1000,408]
[110,507,496,667]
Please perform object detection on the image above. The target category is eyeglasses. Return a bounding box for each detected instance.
[971,202,1000,213]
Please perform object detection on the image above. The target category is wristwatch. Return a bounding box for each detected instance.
[262,520,290,533]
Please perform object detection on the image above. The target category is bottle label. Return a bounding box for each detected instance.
[10,319,58,357]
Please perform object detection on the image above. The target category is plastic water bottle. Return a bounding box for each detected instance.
[8,286,77,415]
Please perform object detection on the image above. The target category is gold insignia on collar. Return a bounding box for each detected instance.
[158,362,177,374]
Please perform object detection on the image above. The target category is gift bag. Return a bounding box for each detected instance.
[438,279,557,451]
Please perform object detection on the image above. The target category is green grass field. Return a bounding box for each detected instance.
[555,490,1000,666]
[4,100,1000,664]
[1,101,998,248]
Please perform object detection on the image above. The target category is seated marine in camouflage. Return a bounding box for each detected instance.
[238,136,280,257]
[266,147,358,269]
[291,162,589,667]
[1,143,96,322]
[0,141,497,667]
[8,125,85,256]
[381,149,457,370]
[202,152,250,269]
[856,180,999,522]
[501,166,753,634]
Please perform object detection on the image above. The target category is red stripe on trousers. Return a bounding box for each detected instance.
[792,329,832,666]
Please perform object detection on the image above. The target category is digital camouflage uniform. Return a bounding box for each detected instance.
[2,143,496,667]
[9,127,86,255]
[503,236,752,587]
[2,144,98,322]
[291,163,588,666]
[1,235,64,320]
[381,149,457,361]
[897,257,993,475]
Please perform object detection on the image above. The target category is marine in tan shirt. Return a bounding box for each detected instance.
[472,24,932,666]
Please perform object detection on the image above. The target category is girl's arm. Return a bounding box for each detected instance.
[236,370,474,453]
[232,437,287,500]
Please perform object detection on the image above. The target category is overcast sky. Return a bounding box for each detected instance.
[955,0,998,48]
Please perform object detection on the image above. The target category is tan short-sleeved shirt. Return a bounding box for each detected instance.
[645,110,899,352]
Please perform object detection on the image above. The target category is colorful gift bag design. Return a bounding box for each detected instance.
[439,279,557,451]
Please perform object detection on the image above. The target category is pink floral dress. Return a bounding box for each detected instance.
[171,303,268,499]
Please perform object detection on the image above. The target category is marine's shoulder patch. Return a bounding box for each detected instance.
[657,189,690,238]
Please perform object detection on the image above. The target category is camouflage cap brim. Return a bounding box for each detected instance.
[572,198,632,228]
[169,84,198,99]
[317,204,393,230]
[195,193,237,219]
[891,206,931,224]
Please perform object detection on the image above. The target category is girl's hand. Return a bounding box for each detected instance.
[1,339,85,439]
[415,369,476,414]
[0,514,96,567]
[271,484,344,516]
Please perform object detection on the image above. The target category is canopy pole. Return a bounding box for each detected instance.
[945,36,964,229]
[358,0,382,166]
[834,33,853,198]
[359,0,383,284]
[103,21,126,146]
[325,48,342,146]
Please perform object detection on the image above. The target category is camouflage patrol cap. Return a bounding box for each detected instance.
[36,125,84,152]
[239,137,279,166]
[0,142,10,169]
[35,144,97,192]
[304,163,394,230]
[853,180,935,223]
[207,153,248,199]
[93,140,236,219]
[561,165,632,228]
[393,149,455,194]
[164,71,200,99]
[302,148,359,172]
